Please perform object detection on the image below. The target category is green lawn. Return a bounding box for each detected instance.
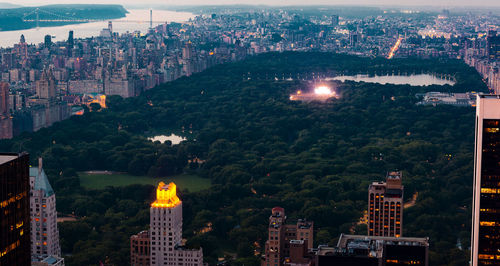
[78,172,211,192]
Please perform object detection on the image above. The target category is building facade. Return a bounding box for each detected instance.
[0,153,30,266]
[472,95,500,265]
[130,230,150,266]
[368,171,404,237]
[130,182,203,266]
[262,207,314,266]
[30,158,61,257]
[0,82,13,139]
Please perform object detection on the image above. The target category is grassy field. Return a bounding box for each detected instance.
[78,172,211,192]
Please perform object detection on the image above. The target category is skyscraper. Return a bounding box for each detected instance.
[471,95,500,265]
[36,69,56,99]
[262,207,314,266]
[0,152,30,266]
[0,82,9,115]
[0,82,12,139]
[44,35,52,49]
[147,182,203,266]
[331,15,339,26]
[30,158,61,257]
[368,171,404,237]
[67,31,74,57]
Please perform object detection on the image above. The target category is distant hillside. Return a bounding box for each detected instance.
[0,2,22,9]
[0,4,127,32]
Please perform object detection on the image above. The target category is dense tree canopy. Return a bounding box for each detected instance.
[0,52,486,265]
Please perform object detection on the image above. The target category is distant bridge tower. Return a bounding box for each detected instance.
[36,8,39,28]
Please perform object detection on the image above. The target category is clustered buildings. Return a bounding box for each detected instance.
[1,6,500,266]
[0,154,63,266]
[463,29,500,94]
[260,171,428,266]
[0,7,498,139]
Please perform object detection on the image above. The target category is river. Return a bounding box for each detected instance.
[0,9,195,48]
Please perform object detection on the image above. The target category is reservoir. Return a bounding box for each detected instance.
[328,74,455,86]
[0,9,194,48]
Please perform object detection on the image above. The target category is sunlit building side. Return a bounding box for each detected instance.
[472,95,500,266]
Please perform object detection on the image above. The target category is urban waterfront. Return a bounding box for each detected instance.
[0,9,194,48]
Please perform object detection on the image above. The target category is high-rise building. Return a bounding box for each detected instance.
[0,82,12,139]
[486,29,500,61]
[36,69,56,99]
[44,35,52,49]
[130,230,150,266]
[0,152,30,266]
[17,35,28,59]
[471,95,500,265]
[0,82,9,115]
[262,207,314,266]
[331,15,339,26]
[30,158,61,257]
[67,31,74,56]
[130,182,203,266]
[368,171,403,237]
[349,31,358,47]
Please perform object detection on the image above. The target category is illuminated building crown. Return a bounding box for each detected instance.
[151,182,181,208]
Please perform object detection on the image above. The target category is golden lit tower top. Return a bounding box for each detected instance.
[151,182,181,208]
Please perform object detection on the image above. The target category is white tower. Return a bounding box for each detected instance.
[29,158,61,257]
[149,182,202,266]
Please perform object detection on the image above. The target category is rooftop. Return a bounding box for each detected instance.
[151,181,181,208]
[30,167,55,197]
[0,154,18,164]
[337,234,429,249]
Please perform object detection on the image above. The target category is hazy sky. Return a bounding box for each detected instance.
[9,0,500,7]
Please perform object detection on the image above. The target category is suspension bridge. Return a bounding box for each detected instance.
[22,8,167,28]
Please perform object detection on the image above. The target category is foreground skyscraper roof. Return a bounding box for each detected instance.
[0,152,30,266]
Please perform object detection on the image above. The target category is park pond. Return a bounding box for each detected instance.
[327,74,455,86]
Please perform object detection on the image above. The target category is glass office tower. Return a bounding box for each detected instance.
[472,95,500,265]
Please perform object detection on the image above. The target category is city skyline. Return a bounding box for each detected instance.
[6,0,500,7]
[0,2,497,265]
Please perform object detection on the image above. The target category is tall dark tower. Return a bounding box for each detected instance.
[331,15,339,26]
[67,30,74,56]
[44,35,52,49]
[0,152,30,266]
[472,95,500,265]
[150,9,153,29]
